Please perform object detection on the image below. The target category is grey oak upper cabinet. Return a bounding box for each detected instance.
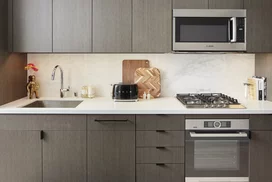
[93,0,132,52]
[173,0,208,9]
[245,0,272,53]
[209,0,244,9]
[250,131,272,182]
[53,0,92,52]
[13,0,52,52]
[88,131,135,182]
[133,0,172,53]
[0,131,42,182]
[43,131,87,182]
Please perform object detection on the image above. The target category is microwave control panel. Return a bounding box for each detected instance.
[237,18,245,43]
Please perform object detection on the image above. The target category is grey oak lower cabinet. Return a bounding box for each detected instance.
[43,131,87,182]
[88,131,135,182]
[0,131,42,182]
[250,131,272,182]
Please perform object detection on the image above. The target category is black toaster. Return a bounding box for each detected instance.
[112,83,138,102]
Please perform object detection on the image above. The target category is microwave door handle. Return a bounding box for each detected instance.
[228,19,231,42]
[230,17,237,43]
[189,132,248,138]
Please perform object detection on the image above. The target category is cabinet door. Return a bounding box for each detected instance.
[250,131,272,182]
[137,164,184,182]
[133,0,171,53]
[0,131,42,182]
[173,0,208,9]
[93,0,132,52]
[43,131,86,182]
[209,0,244,9]
[53,0,92,52]
[88,131,135,182]
[13,0,52,52]
[245,0,272,53]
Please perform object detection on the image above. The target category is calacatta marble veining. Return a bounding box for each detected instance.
[28,53,255,100]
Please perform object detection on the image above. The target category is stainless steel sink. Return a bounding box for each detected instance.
[22,100,83,108]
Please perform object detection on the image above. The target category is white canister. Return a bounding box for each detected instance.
[87,85,95,98]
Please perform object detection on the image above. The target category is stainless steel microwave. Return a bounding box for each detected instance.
[173,9,246,52]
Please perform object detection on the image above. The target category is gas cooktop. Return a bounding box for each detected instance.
[176,93,246,109]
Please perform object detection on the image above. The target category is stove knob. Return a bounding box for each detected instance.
[223,104,227,108]
[211,104,215,108]
[204,104,209,108]
[217,104,222,108]
[214,121,222,128]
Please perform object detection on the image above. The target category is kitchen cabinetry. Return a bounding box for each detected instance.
[136,115,185,182]
[93,0,132,52]
[43,131,86,182]
[209,0,244,9]
[173,0,208,9]
[87,115,135,182]
[133,0,172,52]
[245,0,272,53]
[0,115,86,182]
[250,115,272,182]
[249,131,272,182]
[53,0,92,52]
[13,0,52,52]
[0,131,42,182]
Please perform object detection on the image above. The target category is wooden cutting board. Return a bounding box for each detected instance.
[122,60,150,84]
[134,67,161,98]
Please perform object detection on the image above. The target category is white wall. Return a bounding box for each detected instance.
[28,53,255,100]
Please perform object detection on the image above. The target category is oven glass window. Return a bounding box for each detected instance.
[175,17,229,42]
[194,140,239,170]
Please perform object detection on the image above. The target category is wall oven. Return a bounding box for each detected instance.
[173,9,246,52]
[185,119,250,182]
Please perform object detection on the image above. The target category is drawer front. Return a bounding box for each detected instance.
[137,147,184,164]
[250,115,272,130]
[0,115,86,130]
[136,115,184,131]
[137,164,184,182]
[87,115,135,130]
[136,131,184,147]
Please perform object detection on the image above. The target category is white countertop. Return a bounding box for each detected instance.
[1,97,272,114]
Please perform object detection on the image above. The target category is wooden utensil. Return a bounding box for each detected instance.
[134,67,161,98]
[122,60,150,84]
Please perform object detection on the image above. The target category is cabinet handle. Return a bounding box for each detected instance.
[40,130,44,140]
[156,130,166,133]
[156,163,166,166]
[156,146,166,149]
[94,119,129,123]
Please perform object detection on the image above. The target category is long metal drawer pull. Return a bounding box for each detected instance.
[190,132,248,138]
[156,163,166,166]
[94,119,129,123]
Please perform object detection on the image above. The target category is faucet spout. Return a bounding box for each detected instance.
[51,65,69,98]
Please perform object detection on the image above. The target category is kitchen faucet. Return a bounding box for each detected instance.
[51,65,70,98]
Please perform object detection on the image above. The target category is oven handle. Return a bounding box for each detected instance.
[230,17,237,43]
[190,132,248,138]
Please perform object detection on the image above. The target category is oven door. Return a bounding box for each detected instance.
[173,9,246,51]
[185,131,249,181]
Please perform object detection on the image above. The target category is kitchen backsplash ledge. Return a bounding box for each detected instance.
[28,54,255,100]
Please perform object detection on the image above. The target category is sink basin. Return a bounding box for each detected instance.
[22,100,83,108]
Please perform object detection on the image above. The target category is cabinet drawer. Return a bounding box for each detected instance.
[250,115,272,130]
[87,115,135,130]
[0,115,86,130]
[136,131,184,147]
[137,147,184,164]
[137,164,184,182]
[136,115,184,131]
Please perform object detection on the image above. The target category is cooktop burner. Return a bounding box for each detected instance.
[176,93,245,109]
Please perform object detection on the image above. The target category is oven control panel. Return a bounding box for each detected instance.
[204,121,231,128]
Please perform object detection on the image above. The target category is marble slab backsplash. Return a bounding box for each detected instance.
[28,54,255,100]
